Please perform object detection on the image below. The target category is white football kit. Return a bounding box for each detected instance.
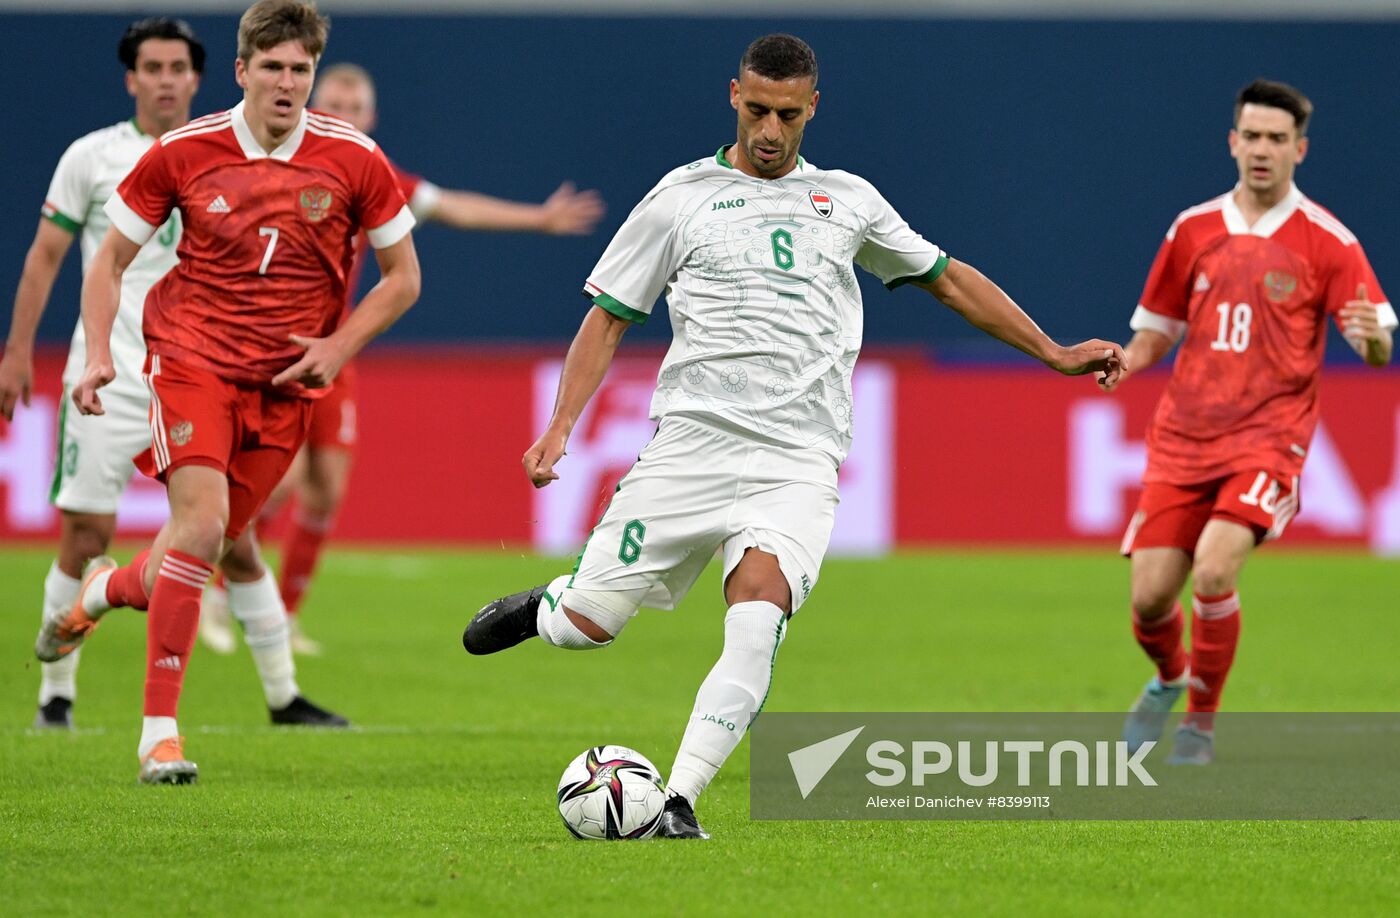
[43,119,180,513]
[570,147,945,612]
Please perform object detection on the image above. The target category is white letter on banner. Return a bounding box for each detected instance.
[1067,401,1146,534]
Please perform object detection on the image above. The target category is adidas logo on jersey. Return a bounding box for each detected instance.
[1194,272,1211,293]
[154,655,183,672]
[206,195,231,214]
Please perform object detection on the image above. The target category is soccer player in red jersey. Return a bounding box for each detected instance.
[39,0,421,784]
[1108,80,1395,764]
[198,62,605,656]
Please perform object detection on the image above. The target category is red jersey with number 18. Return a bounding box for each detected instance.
[1132,184,1396,486]
[104,101,414,389]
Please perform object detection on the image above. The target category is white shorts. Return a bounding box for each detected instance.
[568,415,839,614]
[51,371,151,515]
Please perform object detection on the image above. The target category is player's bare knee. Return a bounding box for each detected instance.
[219,536,265,581]
[1130,585,1177,621]
[1191,561,1239,597]
[170,514,226,564]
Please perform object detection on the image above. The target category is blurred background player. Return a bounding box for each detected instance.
[1108,79,1396,764]
[41,0,421,783]
[2,19,207,728]
[198,61,606,656]
[463,34,1124,838]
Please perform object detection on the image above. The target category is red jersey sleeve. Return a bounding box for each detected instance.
[1137,229,1192,321]
[104,141,179,245]
[357,148,414,249]
[1321,237,1390,328]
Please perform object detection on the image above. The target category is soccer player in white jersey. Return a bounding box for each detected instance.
[3,18,345,730]
[463,35,1126,838]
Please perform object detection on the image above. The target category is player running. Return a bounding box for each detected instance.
[3,17,343,732]
[37,0,421,784]
[1110,79,1395,764]
[462,34,1125,837]
[198,61,606,657]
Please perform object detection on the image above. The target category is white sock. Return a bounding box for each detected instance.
[39,562,83,704]
[667,601,786,804]
[535,575,609,650]
[81,568,116,616]
[227,572,299,709]
[139,716,179,759]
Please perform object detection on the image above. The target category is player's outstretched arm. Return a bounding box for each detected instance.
[919,258,1126,386]
[272,235,422,389]
[1340,284,1394,368]
[430,182,605,236]
[1,220,76,420]
[72,227,141,416]
[524,306,631,489]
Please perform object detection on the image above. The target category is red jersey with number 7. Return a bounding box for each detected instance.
[104,101,414,391]
[1131,185,1397,486]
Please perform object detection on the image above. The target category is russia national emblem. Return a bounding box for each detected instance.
[1263,270,1297,303]
[299,187,333,223]
[808,189,833,218]
[169,421,193,447]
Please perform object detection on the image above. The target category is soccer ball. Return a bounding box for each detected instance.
[556,745,667,840]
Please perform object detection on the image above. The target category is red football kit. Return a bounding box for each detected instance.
[1122,184,1396,554]
[104,101,414,536]
[306,158,436,449]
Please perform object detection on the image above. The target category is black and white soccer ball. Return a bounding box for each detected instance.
[556,745,667,840]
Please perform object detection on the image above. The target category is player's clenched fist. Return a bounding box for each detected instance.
[71,359,115,416]
[523,429,568,488]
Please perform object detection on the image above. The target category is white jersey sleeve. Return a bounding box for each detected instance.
[41,135,96,234]
[852,181,945,289]
[582,185,682,324]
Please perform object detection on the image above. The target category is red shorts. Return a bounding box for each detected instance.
[137,353,313,541]
[306,360,358,449]
[1120,470,1300,557]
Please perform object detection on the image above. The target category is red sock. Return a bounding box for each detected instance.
[279,510,332,615]
[1184,591,1242,732]
[143,551,213,717]
[105,548,153,611]
[1133,602,1188,683]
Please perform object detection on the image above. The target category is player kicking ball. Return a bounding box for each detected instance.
[38,0,420,784]
[1109,80,1395,764]
[463,34,1125,837]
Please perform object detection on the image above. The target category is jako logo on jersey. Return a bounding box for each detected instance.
[169,421,193,446]
[1263,271,1298,303]
[1194,272,1211,293]
[300,187,334,222]
[809,190,834,218]
[711,198,745,210]
[206,195,231,214]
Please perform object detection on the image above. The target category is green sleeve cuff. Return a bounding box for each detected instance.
[41,206,82,235]
[589,291,649,325]
[885,251,950,291]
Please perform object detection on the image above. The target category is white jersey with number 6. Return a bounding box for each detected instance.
[583,147,944,465]
[43,119,181,397]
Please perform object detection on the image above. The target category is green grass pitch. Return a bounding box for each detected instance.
[2,546,1398,915]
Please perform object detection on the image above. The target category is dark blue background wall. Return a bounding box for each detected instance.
[3,14,1397,361]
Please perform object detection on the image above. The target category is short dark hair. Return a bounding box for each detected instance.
[739,34,818,85]
[1235,79,1312,135]
[118,17,206,74]
[238,0,330,63]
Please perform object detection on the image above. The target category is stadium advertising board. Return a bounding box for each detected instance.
[1,350,1398,553]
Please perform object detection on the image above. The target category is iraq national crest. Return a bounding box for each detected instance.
[299,187,334,223]
[808,189,833,218]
